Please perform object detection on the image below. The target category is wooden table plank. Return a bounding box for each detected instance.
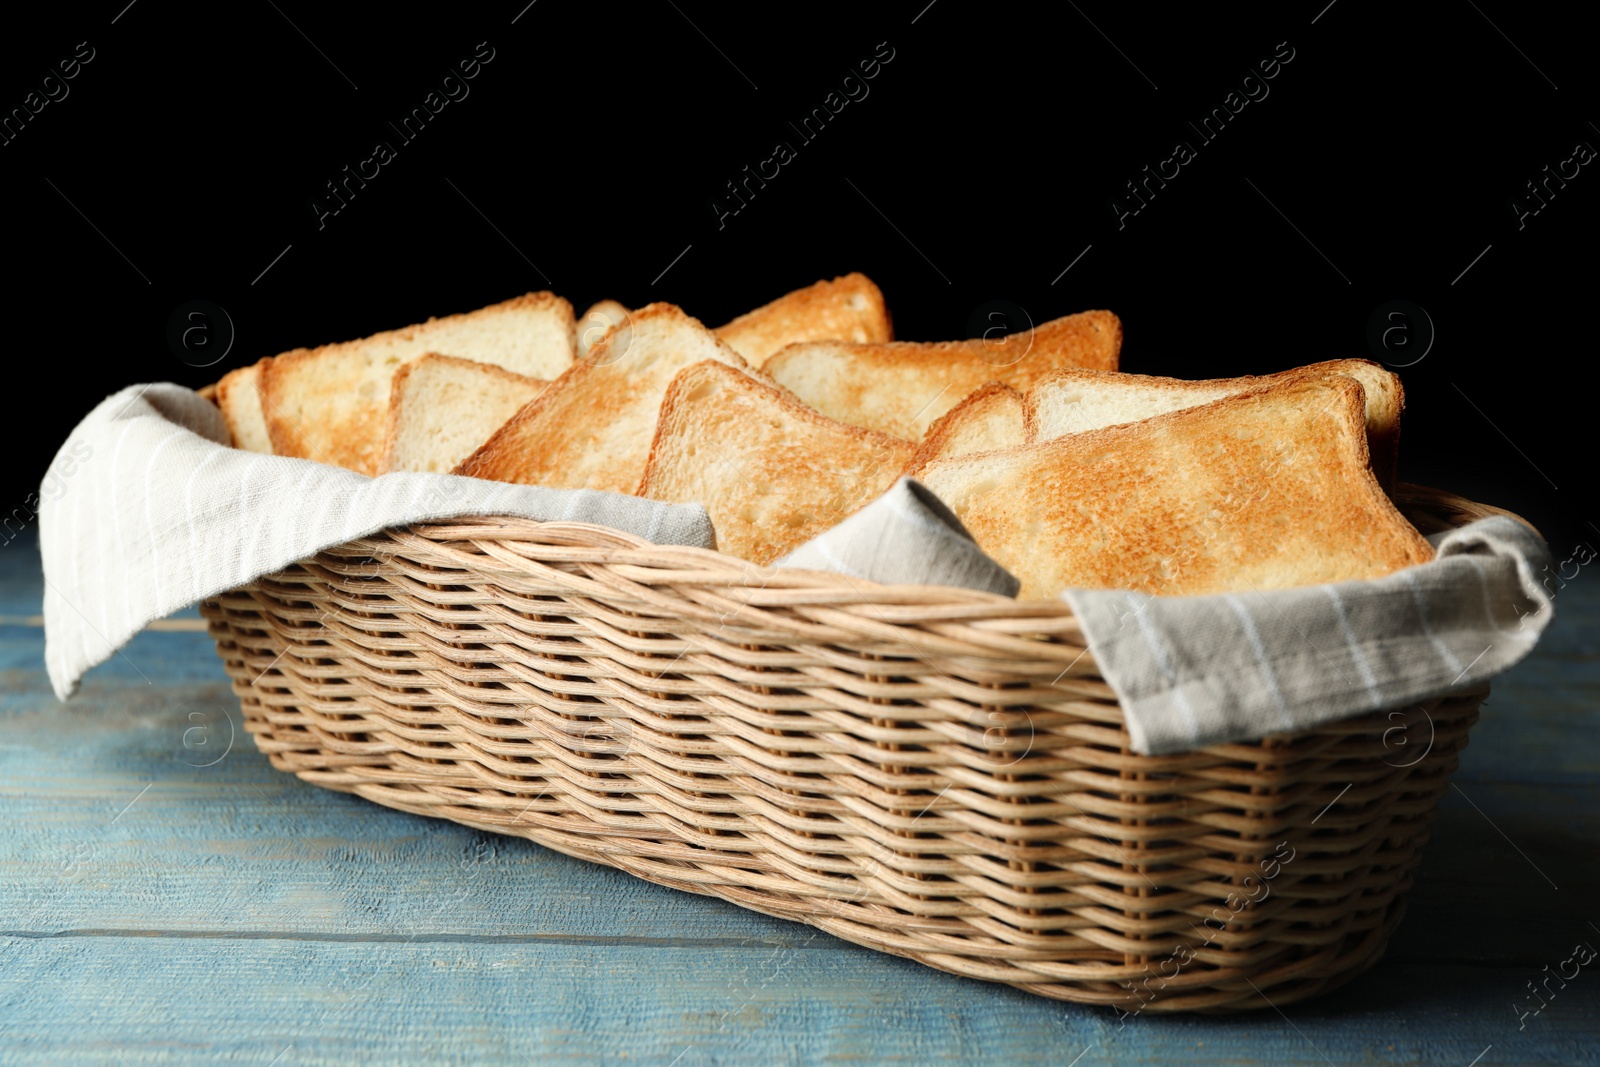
[2,939,1597,1066]
[0,637,800,947]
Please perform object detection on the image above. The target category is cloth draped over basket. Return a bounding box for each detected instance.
[42,383,1555,756]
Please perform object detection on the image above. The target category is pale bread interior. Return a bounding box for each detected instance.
[379,354,547,475]
[215,360,273,453]
[259,292,575,475]
[576,300,630,360]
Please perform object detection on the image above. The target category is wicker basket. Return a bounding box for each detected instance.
[199,484,1502,1013]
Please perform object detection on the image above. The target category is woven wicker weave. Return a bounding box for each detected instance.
[200,484,1499,1013]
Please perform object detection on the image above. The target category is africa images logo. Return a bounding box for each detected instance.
[710,41,897,230]
[310,42,497,230]
[1109,40,1296,230]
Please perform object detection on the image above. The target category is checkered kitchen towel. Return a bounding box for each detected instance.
[40,384,714,700]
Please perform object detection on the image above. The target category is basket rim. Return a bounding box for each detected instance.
[371,481,1524,617]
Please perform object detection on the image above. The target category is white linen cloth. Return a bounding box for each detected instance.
[1060,518,1552,753]
[39,384,712,700]
[776,480,1553,754]
[775,478,1020,595]
[42,386,1555,756]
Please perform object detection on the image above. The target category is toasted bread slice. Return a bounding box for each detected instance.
[1024,359,1403,488]
[377,355,547,475]
[638,361,914,563]
[260,292,575,475]
[909,382,1025,467]
[765,309,1120,439]
[981,308,1122,373]
[456,303,750,494]
[576,299,630,359]
[215,359,274,453]
[713,273,893,367]
[909,376,1432,599]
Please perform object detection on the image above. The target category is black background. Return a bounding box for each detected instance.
[4,1,1593,558]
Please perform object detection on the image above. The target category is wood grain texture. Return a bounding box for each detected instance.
[1,943,1595,1067]
[3,533,1598,1064]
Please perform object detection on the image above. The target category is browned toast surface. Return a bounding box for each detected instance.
[766,309,1121,438]
[456,303,749,494]
[910,376,1431,599]
[1025,358,1403,488]
[907,382,1025,467]
[714,273,892,367]
[638,360,914,563]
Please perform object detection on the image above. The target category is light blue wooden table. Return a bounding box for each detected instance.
[2,530,1596,1065]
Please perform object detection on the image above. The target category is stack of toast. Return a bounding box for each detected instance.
[206,273,1431,599]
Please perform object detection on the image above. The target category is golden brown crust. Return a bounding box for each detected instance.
[455,303,748,494]
[388,352,545,402]
[259,346,331,460]
[910,376,1432,599]
[260,292,575,474]
[989,308,1122,374]
[215,358,274,453]
[638,360,914,563]
[1022,358,1403,489]
[451,367,573,484]
[377,354,547,475]
[713,273,893,367]
[765,309,1122,439]
[905,382,1025,470]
